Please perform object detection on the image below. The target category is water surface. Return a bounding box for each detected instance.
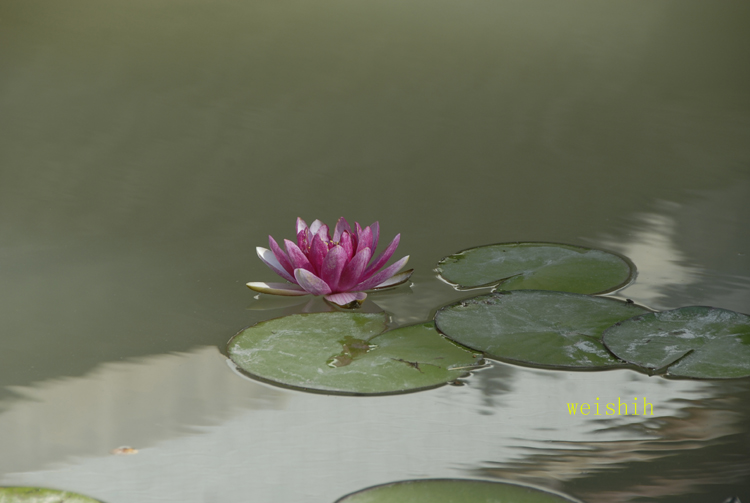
[1,0,749,501]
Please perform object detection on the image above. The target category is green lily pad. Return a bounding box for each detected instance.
[436,242,635,294]
[435,291,649,369]
[602,306,750,379]
[335,479,582,503]
[0,487,103,503]
[227,312,482,395]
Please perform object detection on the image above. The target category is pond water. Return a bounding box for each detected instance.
[1,0,749,501]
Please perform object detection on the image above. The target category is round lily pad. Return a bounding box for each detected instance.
[436,242,635,294]
[335,479,582,503]
[227,312,482,395]
[435,291,649,369]
[602,306,750,379]
[0,487,103,503]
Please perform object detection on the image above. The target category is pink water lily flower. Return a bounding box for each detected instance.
[247,217,413,307]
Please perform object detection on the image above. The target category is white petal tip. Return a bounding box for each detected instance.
[371,269,414,290]
[246,282,309,296]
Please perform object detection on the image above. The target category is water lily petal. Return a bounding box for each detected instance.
[309,219,323,236]
[355,255,410,291]
[338,247,372,292]
[294,268,332,295]
[308,233,328,274]
[256,247,296,283]
[339,231,354,261]
[324,291,367,306]
[356,226,373,255]
[317,223,330,242]
[333,217,351,243]
[246,282,309,296]
[296,217,308,236]
[296,229,309,251]
[269,236,294,275]
[310,220,331,242]
[320,245,348,291]
[370,221,380,250]
[284,239,314,273]
[364,233,401,277]
[371,269,413,290]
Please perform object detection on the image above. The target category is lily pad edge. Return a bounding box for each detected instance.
[334,478,586,503]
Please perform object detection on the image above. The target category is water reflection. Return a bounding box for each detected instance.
[598,205,702,309]
[470,377,750,502]
[4,355,745,503]
[0,346,285,475]
[468,362,517,415]
[596,178,750,313]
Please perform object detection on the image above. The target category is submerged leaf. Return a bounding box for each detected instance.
[436,242,635,294]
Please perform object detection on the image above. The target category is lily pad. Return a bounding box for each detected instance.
[335,479,582,503]
[435,291,649,369]
[602,306,750,379]
[227,312,482,395]
[0,487,103,503]
[436,242,635,294]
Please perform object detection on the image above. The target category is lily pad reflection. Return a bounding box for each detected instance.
[335,479,583,503]
[436,242,635,294]
[602,306,750,379]
[435,291,649,369]
[227,312,481,395]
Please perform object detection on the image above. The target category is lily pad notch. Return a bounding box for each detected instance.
[436,242,636,295]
